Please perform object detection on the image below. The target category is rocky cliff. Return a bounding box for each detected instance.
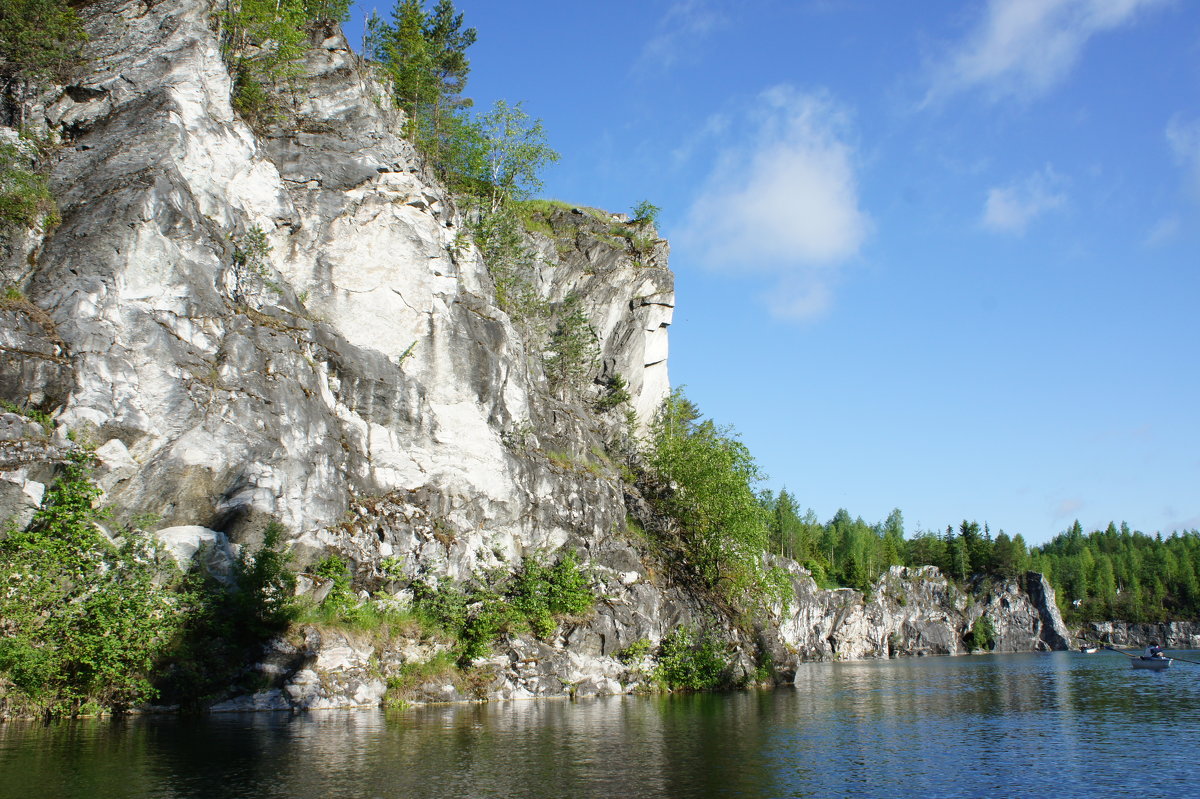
[0,0,1070,712]
[1080,621,1200,649]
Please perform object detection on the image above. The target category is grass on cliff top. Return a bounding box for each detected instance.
[514,199,612,237]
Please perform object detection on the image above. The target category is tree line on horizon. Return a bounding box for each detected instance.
[759,489,1200,624]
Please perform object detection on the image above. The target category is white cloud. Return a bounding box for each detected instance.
[670,112,730,166]
[981,167,1067,234]
[1053,498,1084,519]
[923,0,1170,105]
[636,0,725,72]
[1145,216,1179,246]
[680,86,869,320]
[1166,115,1200,198]
[764,275,835,320]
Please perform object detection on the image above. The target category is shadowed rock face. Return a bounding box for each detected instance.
[0,0,1068,710]
[1081,621,1200,649]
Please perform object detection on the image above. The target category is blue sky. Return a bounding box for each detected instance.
[345,1,1200,544]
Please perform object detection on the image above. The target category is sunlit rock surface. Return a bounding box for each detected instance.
[0,0,1068,710]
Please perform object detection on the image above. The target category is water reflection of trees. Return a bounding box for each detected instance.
[6,656,1200,798]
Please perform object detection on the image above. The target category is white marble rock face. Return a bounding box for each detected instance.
[0,0,1069,709]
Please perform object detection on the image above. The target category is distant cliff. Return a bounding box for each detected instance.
[0,0,1069,712]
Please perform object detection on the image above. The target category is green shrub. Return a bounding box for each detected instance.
[653,626,731,691]
[230,66,279,128]
[965,615,996,651]
[0,143,58,231]
[0,398,53,430]
[646,388,785,608]
[220,0,350,127]
[615,638,652,664]
[630,199,660,226]
[544,293,599,394]
[158,522,297,708]
[595,374,631,412]
[411,551,594,664]
[311,553,352,601]
[469,203,548,324]
[0,0,88,86]
[0,452,181,716]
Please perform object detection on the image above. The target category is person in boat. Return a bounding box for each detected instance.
[1144,642,1165,658]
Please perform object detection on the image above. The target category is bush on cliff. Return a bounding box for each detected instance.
[156,523,298,708]
[0,452,180,716]
[965,615,996,651]
[0,141,58,232]
[653,626,733,691]
[412,552,594,664]
[0,0,87,87]
[220,0,350,126]
[645,388,789,608]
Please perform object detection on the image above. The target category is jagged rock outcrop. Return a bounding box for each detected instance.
[1081,621,1200,649]
[766,566,1069,673]
[1,0,1070,712]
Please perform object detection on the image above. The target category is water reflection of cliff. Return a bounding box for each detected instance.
[3,655,1199,798]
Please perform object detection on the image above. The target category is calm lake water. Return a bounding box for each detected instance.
[2,652,1198,799]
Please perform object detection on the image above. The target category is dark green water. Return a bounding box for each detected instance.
[2,652,1198,798]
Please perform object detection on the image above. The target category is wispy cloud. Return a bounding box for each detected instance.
[680,86,870,320]
[981,166,1067,234]
[923,0,1170,105]
[670,112,730,167]
[636,0,726,72]
[1053,498,1084,520]
[1145,215,1179,246]
[1164,510,1200,532]
[1166,115,1200,199]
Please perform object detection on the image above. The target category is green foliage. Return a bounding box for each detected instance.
[366,0,476,166]
[653,626,732,691]
[311,553,352,603]
[372,7,557,204]
[595,374,631,412]
[630,199,660,226]
[0,0,87,85]
[229,224,272,300]
[965,615,996,651]
[470,99,559,211]
[469,203,546,323]
[615,638,653,664]
[0,397,53,430]
[158,522,297,708]
[513,198,578,234]
[231,225,270,274]
[544,293,599,395]
[454,104,559,326]
[411,552,594,664]
[229,67,275,125]
[296,595,419,633]
[646,388,780,604]
[379,555,406,580]
[0,453,304,715]
[384,648,457,707]
[0,142,58,231]
[1029,522,1200,624]
[0,452,181,716]
[220,0,350,126]
[295,553,424,632]
[368,3,567,336]
[761,499,1199,628]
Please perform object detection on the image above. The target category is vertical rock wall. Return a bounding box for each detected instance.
[0,0,1069,711]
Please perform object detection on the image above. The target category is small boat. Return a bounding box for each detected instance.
[1131,656,1172,671]
[1080,645,1099,654]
